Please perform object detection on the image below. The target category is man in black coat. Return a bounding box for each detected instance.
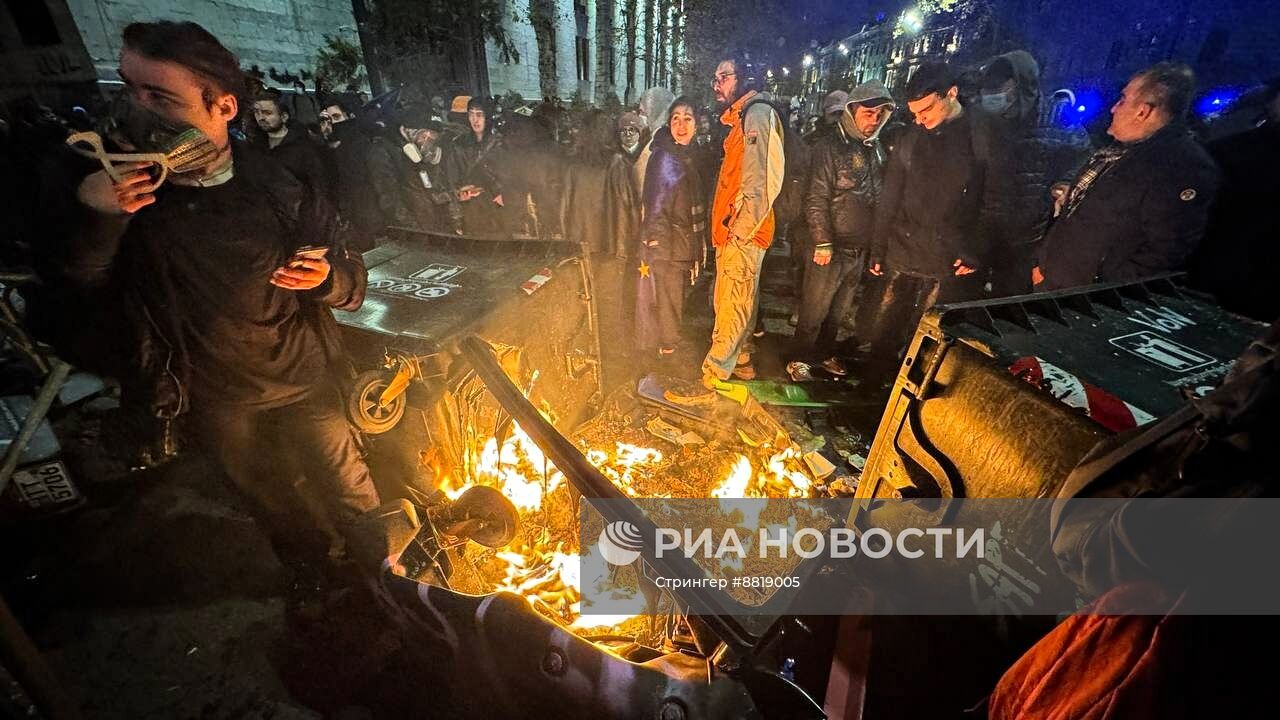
[788,81,894,378]
[57,21,381,589]
[251,89,335,204]
[1189,80,1280,321]
[364,105,455,234]
[1034,63,1219,291]
[867,62,994,362]
[977,51,1091,296]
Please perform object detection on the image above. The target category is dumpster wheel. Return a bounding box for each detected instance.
[348,370,407,434]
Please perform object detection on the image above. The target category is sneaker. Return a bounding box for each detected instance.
[820,357,849,376]
[786,361,815,382]
[664,375,719,406]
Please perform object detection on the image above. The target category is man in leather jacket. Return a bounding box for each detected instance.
[788,81,894,378]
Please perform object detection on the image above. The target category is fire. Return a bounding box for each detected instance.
[709,448,813,498]
[443,410,817,633]
[712,455,754,498]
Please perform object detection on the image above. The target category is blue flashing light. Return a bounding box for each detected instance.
[1195,87,1242,116]
[1060,88,1105,127]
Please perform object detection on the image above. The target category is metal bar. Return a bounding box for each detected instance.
[0,360,72,495]
[457,335,754,651]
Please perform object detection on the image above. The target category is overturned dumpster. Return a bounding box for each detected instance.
[336,268,1267,719]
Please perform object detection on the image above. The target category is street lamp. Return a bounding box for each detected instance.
[902,8,924,34]
[802,54,814,68]
[782,67,790,76]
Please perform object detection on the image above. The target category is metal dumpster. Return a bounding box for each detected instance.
[335,231,602,502]
[856,275,1267,501]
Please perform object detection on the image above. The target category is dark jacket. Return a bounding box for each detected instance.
[979,51,1092,256]
[639,127,705,263]
[328,122,382,250]
[1189,121,1280,321]
[262,126,334,204]
[56,142,365,423]
[1037,123,1220,290]
[871,108,994,275]
[804,125,888,252]
[443,130,505,234]
[365,133,451,232]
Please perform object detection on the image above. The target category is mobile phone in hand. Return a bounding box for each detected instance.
[289,245,330,268]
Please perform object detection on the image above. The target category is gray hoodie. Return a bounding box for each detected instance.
[840,80,895,143]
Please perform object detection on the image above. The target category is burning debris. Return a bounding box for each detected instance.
[433,388,822,634]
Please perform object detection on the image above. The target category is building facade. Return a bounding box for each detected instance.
[484,0,685,105]
[799,0,1280,122]
[0,0,96,106]
[799,1,995,116]
[63,0,360,91]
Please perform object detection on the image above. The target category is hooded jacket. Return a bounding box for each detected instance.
[640,126,706,262]
[804,81,894,252]
[56,142,365,426]
[979,51,1091,257]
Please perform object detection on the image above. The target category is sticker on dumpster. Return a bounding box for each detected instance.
[368,278,453,301]
[409,263,467,283]
[1109,332,1215,373]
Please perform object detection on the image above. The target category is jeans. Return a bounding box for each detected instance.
[793,247,866,361]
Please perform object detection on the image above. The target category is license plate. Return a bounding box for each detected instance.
[10,461,81,510]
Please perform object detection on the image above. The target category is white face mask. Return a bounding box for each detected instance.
[402,142,422,164]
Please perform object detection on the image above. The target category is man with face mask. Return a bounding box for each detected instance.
[52,21,382,597]
[977,51,1090,296]
[617,111,646,161]
[251,89,334,203]
[364,104,456,234]
[788,82,894,380]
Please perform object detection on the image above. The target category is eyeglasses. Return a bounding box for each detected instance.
[712,71,737,86]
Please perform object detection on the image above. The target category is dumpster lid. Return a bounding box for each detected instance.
[928,276,1267,421]
[338,237,578,347]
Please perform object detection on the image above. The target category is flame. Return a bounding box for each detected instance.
[441,399,815,634]
[711,455,754,498]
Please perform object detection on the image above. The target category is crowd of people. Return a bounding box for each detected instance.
[1,16,1277,612]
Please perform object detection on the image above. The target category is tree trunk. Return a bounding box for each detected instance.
[624,0,637,103]
[351,0,384,94]
[531,0,559,100]
[594,0,614,100]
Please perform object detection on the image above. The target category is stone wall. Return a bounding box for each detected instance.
[64,0,357,84]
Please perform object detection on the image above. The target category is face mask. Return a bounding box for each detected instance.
[67,97,221,191]
[102,95,197,154]
[402,142,422,163]
[981,91,1014,114]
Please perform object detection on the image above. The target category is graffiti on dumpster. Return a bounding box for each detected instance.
[368,264,468,302]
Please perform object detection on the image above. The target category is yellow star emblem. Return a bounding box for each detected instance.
[638,262,651,278]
